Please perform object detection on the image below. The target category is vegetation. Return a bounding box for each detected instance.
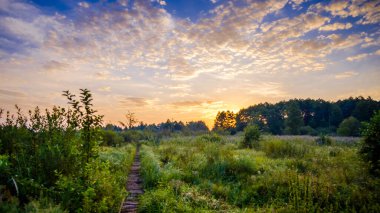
[241,125,261,148]
[228,97,380,135]
[0,89,135,212]
[138,135,380,212]
[1,93,380,212]
[337,116,361,136]
[360,110,380,175]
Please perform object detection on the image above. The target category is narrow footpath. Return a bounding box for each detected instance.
[120,145,143,213]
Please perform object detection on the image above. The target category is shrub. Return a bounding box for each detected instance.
[360,110,380,175]
[337,116,360,136]
[241,125,261,149]
[100,130,123,147]
[300,126,318,136]
[198,133,222,143]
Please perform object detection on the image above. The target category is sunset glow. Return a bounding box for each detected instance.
[1,0,379,127]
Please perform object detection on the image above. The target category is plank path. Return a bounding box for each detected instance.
[120,145,143,213]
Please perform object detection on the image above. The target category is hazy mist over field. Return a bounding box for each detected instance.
[1,0,379,126]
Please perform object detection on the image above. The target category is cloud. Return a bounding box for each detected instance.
[335,71,359,79]
[319,22,352,31]
[0,88,27,97]
[42,60,69,73]
[249,82,288,97]
[78,2,90,8]
[317,0,380,25]
[346,49,380,61]
[98,86,111,92]
[119,97,155,107]
[0,0,378,127]
[158,0,166,6]
[170,101,204,107]
[346,53,369,61]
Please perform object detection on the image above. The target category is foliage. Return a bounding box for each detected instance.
[0,89,134,212]
[119,110,138,129]
[337,116,361,136]
[198,133,222,143]
[241,125,261,148]
[233,97,380,136]
[213,111,236,133]
[285,101,304,135]
[360,110,380,175]
[138,134,380,212]
[299,126,318,136]
[100,129,123,146]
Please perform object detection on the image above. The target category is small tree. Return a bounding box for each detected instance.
[119,110,138,129]
[241,125,261,149]
[337,116,360,136]
[360,110,380,175]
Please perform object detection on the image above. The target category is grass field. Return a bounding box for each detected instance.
[137,134,380,212]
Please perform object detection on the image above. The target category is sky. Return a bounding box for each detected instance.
[0,0,379,127]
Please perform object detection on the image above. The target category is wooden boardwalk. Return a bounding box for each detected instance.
[120,146,143,213]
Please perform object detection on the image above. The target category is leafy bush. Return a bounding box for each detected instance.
[241,125,261,148]
[337,116,360,136]
[197,133,222,143]
[299,126,318,136]
[0,89,133,212]
[100,129,123,147]
[360,110,380,175]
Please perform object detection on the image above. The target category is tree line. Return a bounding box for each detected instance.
[214,96,380,136]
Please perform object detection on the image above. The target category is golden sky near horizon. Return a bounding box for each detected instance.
[0,0,380,127]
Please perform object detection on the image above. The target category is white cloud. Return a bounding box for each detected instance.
[346,53,369,61]
[319,22,352,31]
[335,71,359,79]
[78,2,90,8]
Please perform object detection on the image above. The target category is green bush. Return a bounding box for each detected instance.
[241,125,261,149]
[0,89,133,212]
[100,130,123,147]
[360,110,380,175]
[299,126,318,136]
[337,116,360,136]
[197,133,222,143]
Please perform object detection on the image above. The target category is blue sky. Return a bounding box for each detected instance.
[0,0,379,126]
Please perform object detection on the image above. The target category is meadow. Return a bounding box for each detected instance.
[138,134,380,212]
[1,90,379,212]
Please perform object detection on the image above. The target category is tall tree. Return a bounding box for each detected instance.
[285,101,304,135]
[329,103,343,127]
[213,111,236,131]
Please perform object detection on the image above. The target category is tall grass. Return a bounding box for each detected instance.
[138,134,380,212]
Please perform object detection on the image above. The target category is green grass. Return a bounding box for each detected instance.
[138,135,380,212]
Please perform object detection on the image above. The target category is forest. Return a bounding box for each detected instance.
[109,96,380,138]
[1,90,380,212]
